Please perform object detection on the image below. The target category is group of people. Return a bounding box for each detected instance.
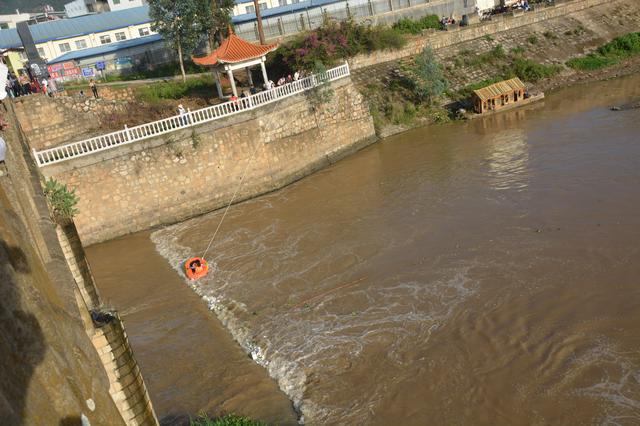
[440,16,457,27]
[512,0,531,11]
[263,70,303,91]
[4,72,56,98]
[5,72,100,99]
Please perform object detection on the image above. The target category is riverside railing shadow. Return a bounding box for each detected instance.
[33,63,351,167]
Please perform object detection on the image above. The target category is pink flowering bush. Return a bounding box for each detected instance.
[268,20,406,75]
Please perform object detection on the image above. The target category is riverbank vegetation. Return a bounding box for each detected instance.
[268,20,406,75]
[392,15,441,35]
[43,178,79,221]
[449,45,561,101]
[566,32,640,70]
[363,47,451,131]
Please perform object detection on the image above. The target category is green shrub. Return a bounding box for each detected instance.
[542,30,557,40]
[190,414,267,426]
[43,178,79,221]
[136,77,215,103]
[490,44,506,59]
[506,58,561,82]
[527,35,538,44]
[510,46,525,55]
[429,107,451,124]
[566,54,617,70]
[392,15,440,34]
[596,32,640,57]
[406,47,448,103]
[566,32,640,70]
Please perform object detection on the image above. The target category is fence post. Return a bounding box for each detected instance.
[277,17,284,35]
[346,2,352,19]
[388,0,394,10]
[368,0,374,15]
[124,124,131,141]
[32,148,40,166]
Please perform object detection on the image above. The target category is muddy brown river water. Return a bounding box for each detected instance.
[88,75,640,425]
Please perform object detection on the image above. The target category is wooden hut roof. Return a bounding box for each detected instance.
[192,34,278,66]
[473,77,526,101]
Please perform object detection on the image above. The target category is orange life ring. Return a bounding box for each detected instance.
[185,257,209,280]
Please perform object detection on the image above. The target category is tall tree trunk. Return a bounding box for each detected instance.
[177,40,186,83]
[253,0,265,44]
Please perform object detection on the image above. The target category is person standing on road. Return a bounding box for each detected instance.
[89,78,99,98]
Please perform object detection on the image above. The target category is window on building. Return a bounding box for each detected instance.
[113,0,121,4]
[260,2,267,10]
[100,35,112,44]
[37,47,46,57]
[290,0,299,3]
[0,23,9,30]
[246,5,255,13]
[75,39,87,49]
[115,32,127,41]
[278,0,287,6]
[59,42,71,53]
[138,27,150,36]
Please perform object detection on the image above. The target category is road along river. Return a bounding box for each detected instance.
[89,74,640,425]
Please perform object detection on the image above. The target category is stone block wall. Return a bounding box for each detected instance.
[64,86,137,103]
[348,0,611,69]
[42,78,376,244]
[12,93,128,150]
[92,314,158,426]
[55,221,102,309]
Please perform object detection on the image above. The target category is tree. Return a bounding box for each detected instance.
[149,0,208,82]
[208,0,235,49]
[409,47,448,104]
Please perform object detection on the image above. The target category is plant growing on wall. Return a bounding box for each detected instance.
[149,0,210,83]
[306,61,334,109]
[406,47,448,104]
[43,178,79,221]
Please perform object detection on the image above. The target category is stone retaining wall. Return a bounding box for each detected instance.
[92,314,158,426]
[13,94,128,150]
[42,78,376,245]
[348,0,610,69]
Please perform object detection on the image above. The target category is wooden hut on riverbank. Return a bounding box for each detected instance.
[472,77,527,114]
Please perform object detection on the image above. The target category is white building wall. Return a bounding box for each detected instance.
[107,0,146,12]
[34,22,156,62]
[0,13,32,29]
[64,0,91,18]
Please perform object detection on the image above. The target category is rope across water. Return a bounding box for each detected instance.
[201,140,264,260]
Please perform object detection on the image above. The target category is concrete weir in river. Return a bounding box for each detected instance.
[90,74,640,425]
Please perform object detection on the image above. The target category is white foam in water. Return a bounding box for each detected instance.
[150,221,312,421]
[570,339,640,425]
[152,215,480,424]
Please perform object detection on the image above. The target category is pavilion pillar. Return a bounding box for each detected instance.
[213,69,223,99]
[260,58,269,85]
[246,67,254,86]
[227,67,238,97]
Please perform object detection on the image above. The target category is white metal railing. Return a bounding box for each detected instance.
[33,62,351,167]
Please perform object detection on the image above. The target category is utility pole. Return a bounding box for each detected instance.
[253,0,266,44]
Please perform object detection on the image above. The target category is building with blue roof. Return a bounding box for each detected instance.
[0,5,157,74]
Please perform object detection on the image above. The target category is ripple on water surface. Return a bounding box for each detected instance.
[152,76,640,425]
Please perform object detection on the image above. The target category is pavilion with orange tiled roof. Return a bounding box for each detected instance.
[193,33,278,98]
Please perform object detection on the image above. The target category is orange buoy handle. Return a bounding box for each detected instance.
[185,257,209,280]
